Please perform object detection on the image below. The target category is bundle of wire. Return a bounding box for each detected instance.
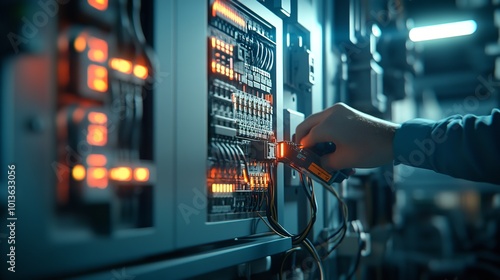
[316,182,349,260]
[258,164,324,279]
[257,161,352,279]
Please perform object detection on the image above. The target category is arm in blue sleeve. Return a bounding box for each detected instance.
[393,109,500,184]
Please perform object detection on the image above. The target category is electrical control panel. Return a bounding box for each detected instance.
[56,0,155,234]
[55,28,156,232]
[0,1,174,278]
[207,0,278,222]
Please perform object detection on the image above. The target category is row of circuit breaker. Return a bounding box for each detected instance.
[55,0,155,233]
[207,0,277,222]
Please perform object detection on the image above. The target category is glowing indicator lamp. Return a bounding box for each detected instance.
[87,37,108,63]
[87,125,107,146]
[133,65,148,79]
[88,112,107,124]
[212,0,245,29]
[86,154,107,166]
[110,58,133,74]
[409,20,477,42]
[277,143,284,158]
[87,64,108,92]
[74,35,87,52]
[88,0,108,11]
[110,167,133,182]
[134,167,150,182]
[72,165,86,181]
[211,183,234,193]
[242,169,249,183]
[87,167,108,188]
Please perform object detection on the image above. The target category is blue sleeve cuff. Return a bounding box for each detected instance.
[393,118,435,167]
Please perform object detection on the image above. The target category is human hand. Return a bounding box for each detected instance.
[294,103,399,170]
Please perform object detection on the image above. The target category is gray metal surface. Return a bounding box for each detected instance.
[74,234,291,280]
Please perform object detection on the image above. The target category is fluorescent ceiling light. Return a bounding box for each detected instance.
[409,20,477,42]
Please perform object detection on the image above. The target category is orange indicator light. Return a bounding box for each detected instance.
[243,169,248,182]
[92,79,107,92]
[86,154,107,166]
[133,65,148,79]
[110,167,133,181]
[87,125,107,146]
[110,58,132,74]
[88,0,108,11]
[277,143,284,158]
[134,167,150,182]
[74,35,87,52]
[211,183,235,193]
[87,167,108,188]
[87,37,108,63]
[88,112,107,124]
[72,165,86,181]
[212,0,245,29]
[88,49,105,62]
[210,168,217,178]
[87,64,108,92]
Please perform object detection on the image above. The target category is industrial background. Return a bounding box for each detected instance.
[0,0,499,279]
